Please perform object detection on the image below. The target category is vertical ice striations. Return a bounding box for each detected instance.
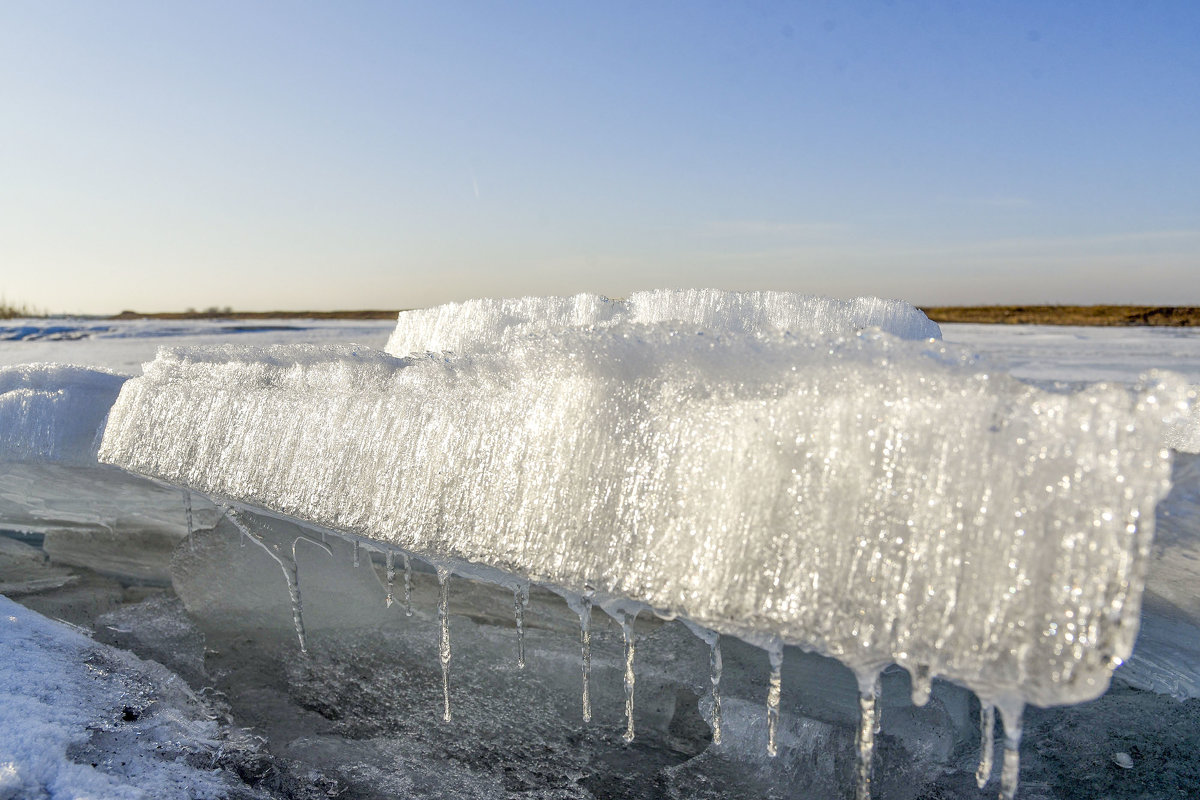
[98,329,1190,714]
[383,289,940,357]
[0,364,126,464]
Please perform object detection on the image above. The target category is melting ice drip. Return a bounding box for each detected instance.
[437,567,452,723]
[98,316,1191,798]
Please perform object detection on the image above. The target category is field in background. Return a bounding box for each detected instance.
[921,305,1200,326]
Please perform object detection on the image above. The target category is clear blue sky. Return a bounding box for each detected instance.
[2,1,1197,314]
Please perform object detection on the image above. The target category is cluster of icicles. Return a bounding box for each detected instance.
[183,493,1025,800]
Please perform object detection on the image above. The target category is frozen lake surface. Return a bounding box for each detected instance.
[2,313,1198,799]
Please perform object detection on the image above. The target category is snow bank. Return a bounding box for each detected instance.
[98,328,1189,711]
[0,594,268,799]
[384,289,940,356]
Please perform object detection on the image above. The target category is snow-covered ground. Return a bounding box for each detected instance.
[0,318,395,375]
[940,323,1200,385]
[0,592,282,799]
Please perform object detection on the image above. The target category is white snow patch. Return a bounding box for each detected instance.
[0,594,262,800]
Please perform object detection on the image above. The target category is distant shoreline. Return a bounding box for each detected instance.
[108,309,404,321]
[919,305,1200,326]
[101,305,1200,327]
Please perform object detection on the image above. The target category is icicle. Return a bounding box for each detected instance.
[437,566,452,722]
[283,554,307,654]
[352,540,360,568]
[765,641,783,757]
[402,553,413,617]
[385,551,396,607]
[578,596,593,722]
[997,701,1024,800]
[619,611,637,743]
[181,488,195,552]
[223,508,309,654]
[513,583,528,670]
[709,635,723,746]
[855,672,882,800]
[976,702,996,789]
[681,621,723,746]
[910,663,932,706]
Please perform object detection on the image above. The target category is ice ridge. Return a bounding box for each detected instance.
[98,328,1189,713]
[384,289,941,356]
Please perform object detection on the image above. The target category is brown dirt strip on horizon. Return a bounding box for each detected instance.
[920,305,1200,327]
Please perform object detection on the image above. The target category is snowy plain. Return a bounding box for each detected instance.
[1,313,1199,799]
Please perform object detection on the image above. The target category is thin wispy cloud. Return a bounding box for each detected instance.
[700,220,852,240]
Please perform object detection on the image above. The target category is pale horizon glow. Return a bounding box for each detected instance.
[2,2,1198,315]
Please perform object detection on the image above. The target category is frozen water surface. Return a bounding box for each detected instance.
[2,300,1200,799]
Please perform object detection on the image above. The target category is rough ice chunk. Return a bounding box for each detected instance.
[627,289,942,342]
[1164,388,1200,452]
[384,289,940,356]
[0,364,220,581]
[99,328,1188,712]
[385,292,621,356]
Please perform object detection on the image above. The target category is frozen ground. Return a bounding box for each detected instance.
[1,315,1198,799]
[0,318,395,375]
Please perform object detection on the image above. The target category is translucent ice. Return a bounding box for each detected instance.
[384,289,941,356]
[0,364,221,581]
[0,364,126,464]
[98,326,1190,715]
[1165,388,1200,452]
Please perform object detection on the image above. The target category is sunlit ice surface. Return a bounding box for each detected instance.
[96,313,1193,799]
[3,293,1199,799]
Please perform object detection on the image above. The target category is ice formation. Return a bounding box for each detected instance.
[384,289,941,356]
[0,364,126,464]
[1164,389,1200,452]
[0,364,219,581]
[99,328,1188,724]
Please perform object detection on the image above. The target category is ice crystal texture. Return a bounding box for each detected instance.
[99,325,1189,710]
[0,364,126,464]
[1165,390,1200,453]
[384,289,941,356]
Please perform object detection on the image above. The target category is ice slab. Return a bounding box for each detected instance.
[384,289,941,356]
[99,327,1190,713]
[0,364,220,582]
